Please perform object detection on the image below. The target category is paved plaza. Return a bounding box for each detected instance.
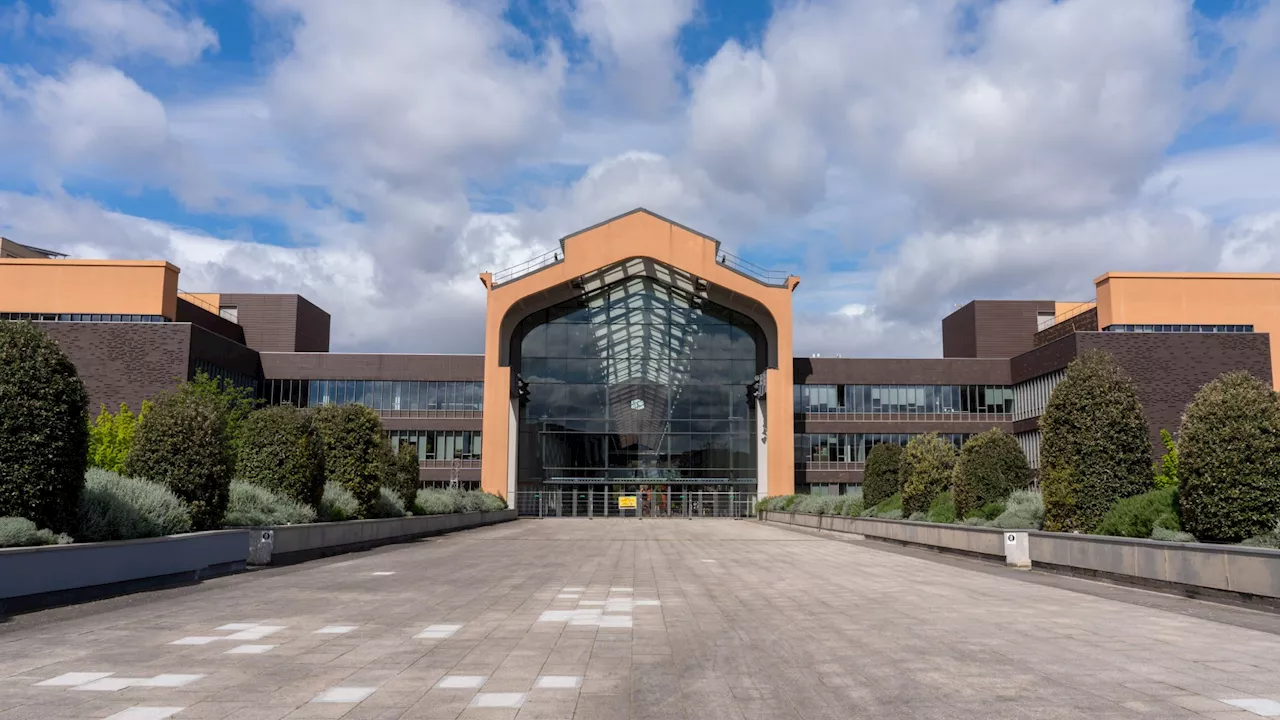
[4,519,1280,719]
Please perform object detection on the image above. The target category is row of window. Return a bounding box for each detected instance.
[795,385,1015,415]
[386,430,482,461]
[795,433,973,464]
[262,379,484,412]
[1103,324,1255,333]
[1,312,166,322]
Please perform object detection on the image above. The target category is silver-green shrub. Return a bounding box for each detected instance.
[224,480,317,526]
[78,468,193,541]
[0,517,72,547]
[1150,527,1197,543]
[986,490,1045,529]
[318,481,359,521]
[416,488,462,515]
[370,486,408,518]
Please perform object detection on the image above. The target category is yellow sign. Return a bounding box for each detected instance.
[618,496,637,509]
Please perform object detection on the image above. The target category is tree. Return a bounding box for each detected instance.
[0,321,89,533]
[313,404,385,518]
[89,402,148,473]
[236,405,326,508]
[1153,429,1179,490]
[1178,372,1280,542]
[901,433,958,517]
[389,442,420,509]
[126,383,233,531]
[1040,350,1152,533]
[862,443,903,507]
[952,429,1031,519]
[187,371,256,468]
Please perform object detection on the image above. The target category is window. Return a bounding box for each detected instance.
[1037,312,1055,332]
[795,384,1015,416]
[220,306,238,323]
[261,380,484,413]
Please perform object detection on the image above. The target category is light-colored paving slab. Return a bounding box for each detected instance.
[3,518,1280,719]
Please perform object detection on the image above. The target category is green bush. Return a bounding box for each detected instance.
[126,381,233,532]
[1151,527,1196,543]
[1241,523,1280,549]
[952,429,1030,519]
[416,487,463,515]
[466,490,508,512]
[1153,429,1179,490]
[89,403,148,474]
[1178,371,1280,543]
[862,492,902,518]
[370,486,408,518]
[77,468,192,541]
[1040,351,1153,533]
[313,405,385,518]
[1093,486,1180,539]
[186,371,256,468]
[986,490,1045,530]
[0,321,90,533]
[235,405,325,508]
[319,481,359,521]
[977,501,1006,520]
[901,433,957,517]
[863,443,904,507]
[382,441,420,509]
[0,517,71,547]
[926,491,957,524]
[223,480,317,526]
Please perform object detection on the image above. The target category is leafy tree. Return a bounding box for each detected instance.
[952,429,1031,519]
[89,402,149,473]
[313,404,385,518]
[1178,371,1280,542]
[0,321,89,533]
[862,443,904,507]
[126,382,233,531]
[901,433,958,517]
[236,405,326,508]
[187,371,256,467]
[1153,429,1179,490]
[1041,350,1152,533]
[388,442,420,509]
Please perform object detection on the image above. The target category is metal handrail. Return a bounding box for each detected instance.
[177,289,220,315]
[1049,299,1096,327]
[491,248,562,287]
[716,250,791,286]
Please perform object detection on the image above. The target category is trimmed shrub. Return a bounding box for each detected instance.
[319,481,359,521]
[1093,486,1180,539]
[126,382,233,532]
[416,488,463,515]
[901,433,957,517]
[952,429,1030,519]
[236,405,325,508]
[926,491,957,524]
[382,441,420,509]
[223,480,317,526]
[1040,350,1152,533]
[863,443,904,507]
[77,468,192,541]
[1179,371,1280,543]
[879,509,903,520]
[370,486,408,518]
[0,517,71,547]
[986,490,1045,530]
[313,405,385,518]
[1153,429,1179,490]
[464,490,507,513]
[0,321,90,533]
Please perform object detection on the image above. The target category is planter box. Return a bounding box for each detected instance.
[246,509,517,566]
[760,511,1006,559]
[0,529,249,614]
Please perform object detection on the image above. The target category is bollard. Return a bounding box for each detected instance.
[248,529,275,566]
[1003,531,1030,569]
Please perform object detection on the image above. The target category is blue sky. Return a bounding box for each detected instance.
[1,0,1279,355]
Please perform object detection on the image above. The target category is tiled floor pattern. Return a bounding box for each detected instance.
[2,519,1280,718]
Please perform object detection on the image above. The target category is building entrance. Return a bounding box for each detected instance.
[512,275,765,517]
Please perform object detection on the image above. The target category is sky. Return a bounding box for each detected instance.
[1,0,1278,358]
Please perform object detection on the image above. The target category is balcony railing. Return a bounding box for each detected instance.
[716,250,791,286]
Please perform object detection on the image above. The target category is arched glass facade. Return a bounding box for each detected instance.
[514,276,762,516]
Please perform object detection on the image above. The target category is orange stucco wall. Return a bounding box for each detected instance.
[1096,272,1280,386]
[479,210,799,500]
[0,259,181,320]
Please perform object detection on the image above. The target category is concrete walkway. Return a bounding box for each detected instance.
[3,518,1280,719]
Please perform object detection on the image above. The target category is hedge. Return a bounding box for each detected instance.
[1040,350,1152,533]
[952,429,1030,519]
[382,441,419,509]
[863,443,903,507]
[901,433,957,517]
[313,404,385,518]
[1178,371,1280,542]
[1093,486,1181,540]
[77,468,193,541]
[414,488,506,515]
[126,383,234,531]
[236,405,326,508]
[0,321,90,533]
[371,486,408,518]
[224,480,318,526]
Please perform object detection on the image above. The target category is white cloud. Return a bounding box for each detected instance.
[572,0,696,116]
[47,0,218,64]
[1217,0,1280,125]
[1143,144,1280,220]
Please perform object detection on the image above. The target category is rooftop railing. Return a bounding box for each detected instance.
[488,246,792,288]
[490,248,563,287]
[177,290,220,315]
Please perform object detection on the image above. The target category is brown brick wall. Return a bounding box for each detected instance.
[941,300,1054,359]
[795,357,1011,385]
[189,324,262,381]
[295,296,331,352]
[217,293,330,353]
[1010,334,1079,384]
[37,322,190,413]
[941,302,977,358]
[261,353,484,381]
[176,297,246,344]
[1033,306,1097,347]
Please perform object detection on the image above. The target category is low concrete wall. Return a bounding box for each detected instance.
[760,511,1006,559]
[247,509,517,565]
[0,529,249,613]
[761,511,1280,604]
